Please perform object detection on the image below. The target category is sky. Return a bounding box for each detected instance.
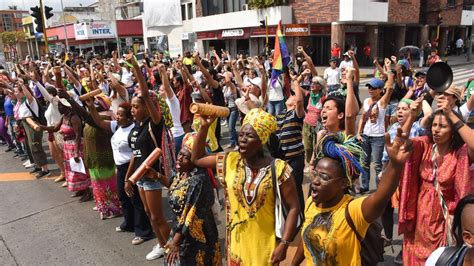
[0,0,96,11]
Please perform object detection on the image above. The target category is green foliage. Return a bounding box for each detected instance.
[247,0,288,9]
[0,31,26,45]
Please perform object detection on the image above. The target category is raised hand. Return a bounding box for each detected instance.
[385,128,412,165]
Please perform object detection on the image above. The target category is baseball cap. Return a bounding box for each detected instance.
[415,71,426,77]
[366,78,385,88]
[329,57,338,63]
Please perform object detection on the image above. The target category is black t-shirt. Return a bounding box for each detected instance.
[211,85,225,107]
[129,118,164,172]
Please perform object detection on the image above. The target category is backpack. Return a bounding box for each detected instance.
[26,99,47,126]
[345,200,385,265]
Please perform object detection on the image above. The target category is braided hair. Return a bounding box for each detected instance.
[315,132,366,186]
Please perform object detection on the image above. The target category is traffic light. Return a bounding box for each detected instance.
[437,15,443,25]
[44,6,53,19]
[30,6,44,33]
[259,19,266,28]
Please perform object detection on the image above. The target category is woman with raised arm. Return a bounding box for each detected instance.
[191,108,300,265]
[40,95,91,200]
[291,129,412,265]
[165,134,221,266]
[397,94,474,265]
[122,55,172,261]
[35,81,65,183]
[57,87,121,218]
[357,72,394,194]
[85,99,153,245]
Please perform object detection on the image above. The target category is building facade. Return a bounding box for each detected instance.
[143,0,474,64]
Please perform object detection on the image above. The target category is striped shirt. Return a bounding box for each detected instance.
[276,109,304,159]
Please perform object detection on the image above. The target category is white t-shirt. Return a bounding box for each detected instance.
[18,99,38,119]
[267,76,284,102]
[456,38,464,48]
[109,89,129,114]
[425,247,446,266]
[121,68,133,87]
[362,99,386,137]
[324,67,341,86]
[165,94,185,138]
[110,120,134,166]
[339,60,353,70]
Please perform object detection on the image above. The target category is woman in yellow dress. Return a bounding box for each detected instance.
[191,108,301,265]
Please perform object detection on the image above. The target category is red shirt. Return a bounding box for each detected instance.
[331,47,341,57]
[176,84,193,124]
[363,46,371,56]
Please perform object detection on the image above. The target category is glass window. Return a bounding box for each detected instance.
[187,3,193,19]
[181,4,186,20]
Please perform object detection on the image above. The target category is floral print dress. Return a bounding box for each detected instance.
[168,167,221,265]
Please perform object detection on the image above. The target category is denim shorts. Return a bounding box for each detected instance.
[136,176,164,191]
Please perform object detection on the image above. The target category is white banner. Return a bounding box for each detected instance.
[74,21,117,40]
[144,0,182,28]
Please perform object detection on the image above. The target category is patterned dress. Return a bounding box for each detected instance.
[83,118,121,217]
[399,136,473,265]
[60,123,90,192]
[168,167,221,265]
[216,151,292,265]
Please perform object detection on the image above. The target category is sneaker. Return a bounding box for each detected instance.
[115,226,125,232]
[92,206,98,211]
[132,237,145,245]
[145,244,166,260]
[23,160,31,166]
[394,249,403,265]
[35,170,51,179]
[29,167,42,174]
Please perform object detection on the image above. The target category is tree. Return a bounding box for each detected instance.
[248,0,288,9]
[0,31,27,46]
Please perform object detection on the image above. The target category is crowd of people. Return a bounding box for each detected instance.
[0,45,473,265]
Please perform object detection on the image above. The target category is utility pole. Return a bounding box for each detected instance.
[60,0,69,52]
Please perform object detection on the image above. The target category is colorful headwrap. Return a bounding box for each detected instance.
[182,133,196,151]
[315,132,366,185]
[94,93,111,112]
[242,108,277,144]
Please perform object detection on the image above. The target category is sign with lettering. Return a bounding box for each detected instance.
[221,29,244,38]
[284,24,310,36]
[74,21,117,40]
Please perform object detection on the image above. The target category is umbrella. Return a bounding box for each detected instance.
[399,45,420,54]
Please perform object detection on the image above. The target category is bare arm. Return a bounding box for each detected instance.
[194,53,219,89]
[361,128,410,223]
[293,78,305,119]
[379,72,394,108]
[298,46,318,76]
[419,100,432,128]
[70,115,83,158]
[84,100,112,133]
[126,55,161,125]
[190,116,218,169]
[344,68,359,136]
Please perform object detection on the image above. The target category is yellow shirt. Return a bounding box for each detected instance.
[183,57,193,66]
[302,194,369,265]
[216,151,292,265]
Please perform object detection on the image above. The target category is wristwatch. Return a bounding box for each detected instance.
[453,120,465,131]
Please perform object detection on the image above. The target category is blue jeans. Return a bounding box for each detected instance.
[267,100,285,116]
[174,133,184,155]
[360,135,385,191]
[228,108,239,146]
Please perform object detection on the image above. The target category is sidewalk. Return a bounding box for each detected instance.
[314,54,474,78]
